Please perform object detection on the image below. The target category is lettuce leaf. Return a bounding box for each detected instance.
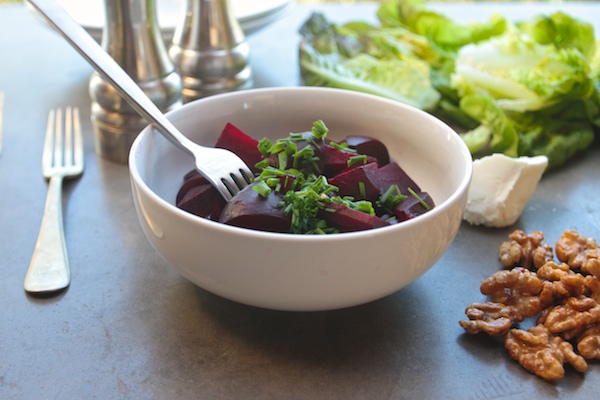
[377,0,507,51]
[452,26,595,113]
[299,12,441,110]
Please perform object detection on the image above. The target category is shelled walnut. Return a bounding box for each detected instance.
[556,229,600,278]
[480,267,544,319]
[459,302,517,336]
[543,296,600,334]
[577,323,600,359]
[505,325,587,381]
[460,228,600,381]
[499,230,553,269]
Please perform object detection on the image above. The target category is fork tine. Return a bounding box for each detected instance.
[64,107,73,166]
[72,107,84,169]
[54,108,64,168]
[220,166,253,199]
[42,109,55,172]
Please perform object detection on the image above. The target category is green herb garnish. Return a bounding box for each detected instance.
[329,141,356,153]
[347,154,368,168]
[407,187,430,210]
[311,119,329,139]
[377,184,407,213]
[253,181,272,198]
[358,181,366,199]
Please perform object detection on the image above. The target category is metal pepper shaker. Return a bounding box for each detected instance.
[89,0,182,163]
[169,0,253,102]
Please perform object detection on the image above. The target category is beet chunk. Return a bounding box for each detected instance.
[214,123,263,173]
[176,170,208,204]
[317,143,378,178]
[177,182,226,220]
[328,162,380,203]
[345,136,390,166]
[393,191,435,222]
[219,183,291,233]
[374,162,421,194]
[319,202,390,233]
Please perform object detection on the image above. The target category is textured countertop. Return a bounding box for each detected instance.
[1,2,600,399]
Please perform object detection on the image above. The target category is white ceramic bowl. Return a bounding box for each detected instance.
[129,87,472,311]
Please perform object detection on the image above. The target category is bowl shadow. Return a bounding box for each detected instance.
[143,277,440,397]
[192,281,430,367]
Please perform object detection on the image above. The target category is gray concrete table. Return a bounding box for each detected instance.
[1,2,599,399]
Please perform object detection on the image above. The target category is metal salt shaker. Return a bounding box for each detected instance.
[169,0,253,102]
[89,0,182,163]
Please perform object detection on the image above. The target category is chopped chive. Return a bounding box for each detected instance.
[311,119,329,139]
[329,141,357,153]
[255,158,269,170]
[347,154,367,168]
[257,137,272,156]
[377,184,407,213]
[354,200,375,215]
[358,181,366,199]
[408,187,430,210]
[253,181,272,198]
[278,151,287,169]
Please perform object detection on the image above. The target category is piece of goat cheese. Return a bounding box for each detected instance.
[463,153,548,228]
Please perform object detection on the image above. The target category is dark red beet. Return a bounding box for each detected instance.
[345,136,390,166]
[214,123,263,173]
[373,162,421,194]
[183,169,201,181]
[278,174,297,193]
[219,183,291,233]
[317,143,378,178]
[327,162,380,203]
[393,191,435,222]
[319,202,390,232]
[177,183,226,220]
[176,171,208,204]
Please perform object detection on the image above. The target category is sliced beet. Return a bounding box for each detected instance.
[278,173,297,193]
[177,183,226,220]
[373,162,421,194]
[327,162,380,203]
[219,183,291,233]
[317,143,378,178]
[176,170,209,204]
[393,191,435,222]
[214,123,263,173]
[319,202,390,233]
[183,169,201,181]
[345,136,390,166]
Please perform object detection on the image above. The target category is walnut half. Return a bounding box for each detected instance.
[459,302,517,336]
[543,296,600,334]
[505,325,587,381]
[556,229,600,278]
[499,230,553,269]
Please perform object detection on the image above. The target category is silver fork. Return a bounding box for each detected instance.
[24,107,84,294]
[28,0,253,201]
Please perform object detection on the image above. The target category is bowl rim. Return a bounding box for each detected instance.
[129,87,473,242]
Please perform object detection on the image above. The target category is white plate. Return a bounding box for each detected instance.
[34,0,294,39]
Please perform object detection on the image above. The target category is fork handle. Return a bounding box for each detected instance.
[24,176,70,293]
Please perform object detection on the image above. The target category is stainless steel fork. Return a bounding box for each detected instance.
[24,107,84,294]
[28,0,253,201]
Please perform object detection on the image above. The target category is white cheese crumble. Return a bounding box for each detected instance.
[463,153,548,228]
